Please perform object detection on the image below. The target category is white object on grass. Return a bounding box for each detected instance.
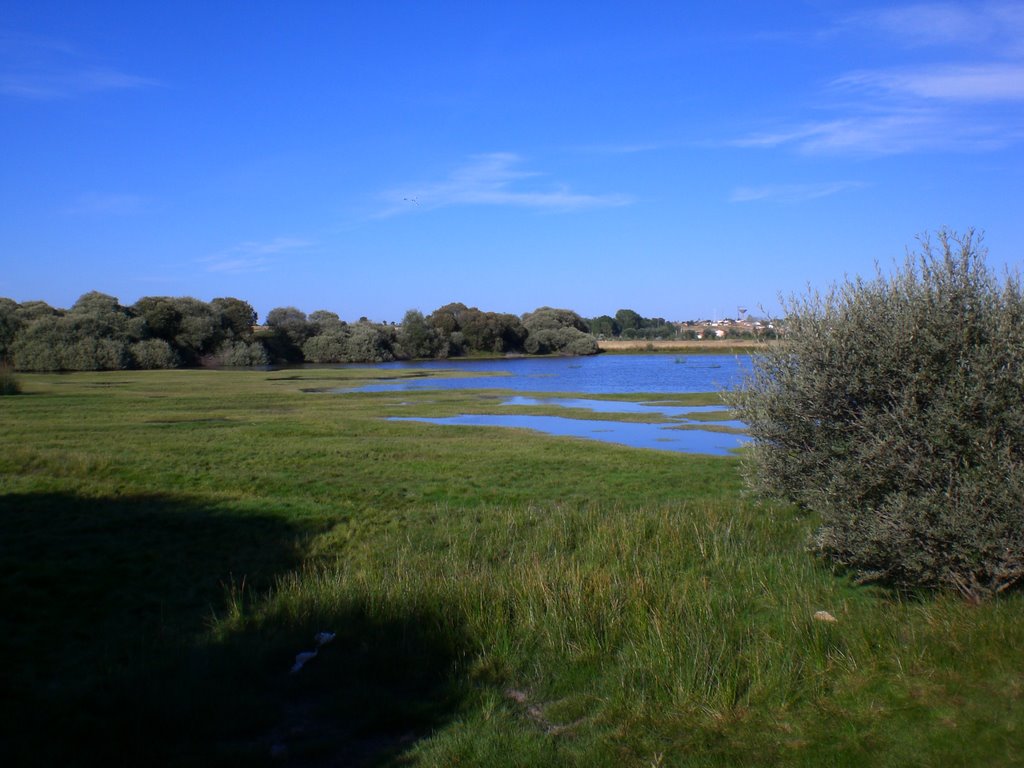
[290,650,318,674]
[289,631,337,673]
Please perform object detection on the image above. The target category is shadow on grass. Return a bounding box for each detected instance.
[244,602,473,767]
[0,492,472,767]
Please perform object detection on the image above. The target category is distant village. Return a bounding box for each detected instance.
[674,317,779,340]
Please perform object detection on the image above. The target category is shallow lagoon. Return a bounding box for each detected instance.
[502,396,746,429]
[355,354,752,456]
[350,353,749,394]
[390,410,750,456]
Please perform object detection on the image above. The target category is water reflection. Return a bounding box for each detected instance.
[346,354,749,394]
[341,355,753,454]
[388,413,749,456]
[502,396,746,429]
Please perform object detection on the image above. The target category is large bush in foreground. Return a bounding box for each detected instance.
[730,230,1024,599]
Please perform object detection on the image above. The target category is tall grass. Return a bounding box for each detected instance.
[2,370,1021,766]
[217,499,1024,766]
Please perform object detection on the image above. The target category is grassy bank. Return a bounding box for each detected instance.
[1,370,1020,766]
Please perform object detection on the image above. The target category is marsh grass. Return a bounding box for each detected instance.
[1,370,1021,766]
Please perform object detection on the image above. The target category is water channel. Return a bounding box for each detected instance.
[343,354,753,456]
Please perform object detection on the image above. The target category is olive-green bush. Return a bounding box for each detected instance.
[301,331,350,363]
[730,230,1024,600]
[521,307,598,355]
[0,362,19,395]
[130,339,180,369]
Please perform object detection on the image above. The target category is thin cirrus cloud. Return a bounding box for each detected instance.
[730,181,864,204]
[64,193,148,216]
[201,237,313,275]
[0,32,157,99]
[0,68,157,99]
[377,153,633,217]
[735,101,1024,157]
[842,2,1024,52]
[835,64,1024,102]
[732,111,1014,155]
[571,141,667,155]
[731,3,1024,156]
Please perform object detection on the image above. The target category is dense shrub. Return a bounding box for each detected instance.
[210,297,257,341]
[445,331,467,357]
[459,309,527,353]
[0,298,22,361]
[263,306,311,363]
[301,332,350,363]
[307,309,346,336]
[396,309,445,359]
[265,306,311,346]
[130,339,180,369]
[521,307,598,355]
[232,341,270,367]
[344,323,396,362]
[203,340,269,368]
[729,230,1024,600]
[12,315,66,371]
[65,337,130,371]
[132,296,183,341]
[0,362,20,395]
[523,327,598,355]
[424,303,527,356]
[171,298,225,364]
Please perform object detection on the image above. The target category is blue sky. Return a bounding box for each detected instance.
[2,1,1023,323]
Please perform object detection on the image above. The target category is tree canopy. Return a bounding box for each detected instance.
[2,295,605,370]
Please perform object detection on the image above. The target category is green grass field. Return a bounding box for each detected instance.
[1,370,1021,766]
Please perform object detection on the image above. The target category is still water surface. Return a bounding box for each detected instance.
[503,396,746,428]
[390,394,750,455]
[352,353,749,394]
[344,354,752,455]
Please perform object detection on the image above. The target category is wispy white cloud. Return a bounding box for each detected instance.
[0,69,157,99]
[738,112,1020,155]
[843,2,1024,52]
[0,31,75,58]
[573,141,666,155]
[0,31,157,99]
[201,237,313,274]
[730,181,864,204]
[835,63,1024,102]
[377,153,632,217]
[64,193,147,216]
[731,109,1018,155]
[731,123,849,150]
[733,3,1024,156]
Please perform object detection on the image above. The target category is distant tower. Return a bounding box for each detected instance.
[737,306,748,320]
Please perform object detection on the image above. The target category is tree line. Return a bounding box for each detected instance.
[0,293,604,371]
[587,308,684,340]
